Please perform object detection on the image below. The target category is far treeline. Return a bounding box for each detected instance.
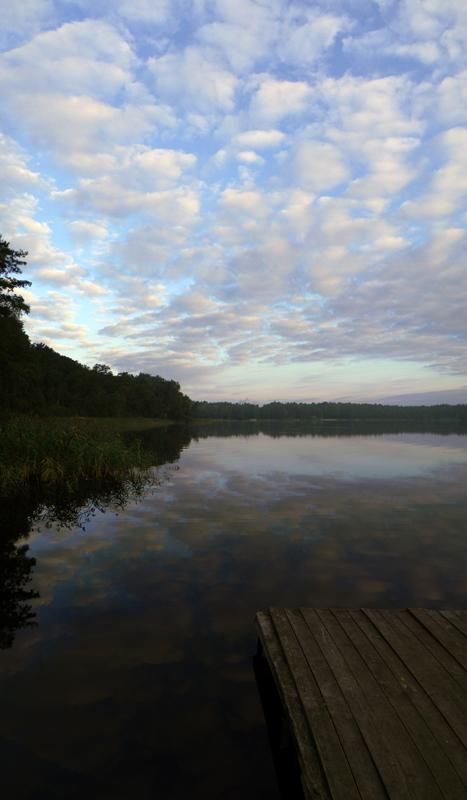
[194,400,467,422]
[0,236,191,420]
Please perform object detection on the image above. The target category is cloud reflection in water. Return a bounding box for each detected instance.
[1,427,467,799]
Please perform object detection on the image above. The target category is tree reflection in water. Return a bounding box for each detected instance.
[0,540,39,650]
[0,463,174,651]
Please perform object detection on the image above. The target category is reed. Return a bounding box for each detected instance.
[0,419,154,495]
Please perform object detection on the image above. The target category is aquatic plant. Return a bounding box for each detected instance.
[0,419,155,495]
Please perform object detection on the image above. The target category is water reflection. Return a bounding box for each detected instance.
[0,541,39,650]
[1,423,467,799]
[0,467,171,652]
[192,418,467,439]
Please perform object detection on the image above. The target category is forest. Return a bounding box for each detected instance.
[0,236,192,421]
[1,325,193,420]
[194,399,467,423]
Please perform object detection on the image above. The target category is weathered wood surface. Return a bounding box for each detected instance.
[255,608,467,800]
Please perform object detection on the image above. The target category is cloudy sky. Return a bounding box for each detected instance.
[2,0,467,404]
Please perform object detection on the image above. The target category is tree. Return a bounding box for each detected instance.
[92,363,113,374]
[0,235,31,318]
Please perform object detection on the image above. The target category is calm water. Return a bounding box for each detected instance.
[2,422,467,799]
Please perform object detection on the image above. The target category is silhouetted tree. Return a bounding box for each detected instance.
[0,235,31,318]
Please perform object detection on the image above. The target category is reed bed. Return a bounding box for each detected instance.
[0,419,154,496]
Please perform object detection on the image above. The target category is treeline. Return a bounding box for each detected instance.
[1,315,192,419]
[193,400,467,422]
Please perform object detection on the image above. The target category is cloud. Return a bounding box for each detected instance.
[0,134,43,197]
[196,20,275,74]
[249,78,313,123]
[218,187,272,218]
[236,151,265,164]
[293,140,349,192]
[57,170,199,223]
[0,19,136,99]
[148,46,240,113]
[1,0,467,400]
[0,0,53,49]
[68,220,109,247]
[343,0,467,71]
[278,8,352,66]
[375,386,467,405]
[2,94,173,168]
[233,129,285,149]
[0,19,177,169]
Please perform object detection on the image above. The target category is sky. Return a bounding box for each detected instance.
[1,0,467,405]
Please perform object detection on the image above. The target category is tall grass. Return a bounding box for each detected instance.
[0,419,154,496]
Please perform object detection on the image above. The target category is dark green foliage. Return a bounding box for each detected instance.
[17,345,193,419]
[0,315,38,414]
[0,235,30,318]
[0,419,155,495]
[194,399,467,423]
[0,338,192,420]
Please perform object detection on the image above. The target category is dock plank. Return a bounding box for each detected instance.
[268,608,361,800]
[364,610,467,747]
[255,609,467,800]
[394,610,467,697]
[345,610,467,796]
[255,611,331,800]
[439,610,467,640]
[409,609,467,669]
[312,609,443,800]
[285,608,388,800]
[302,608,418,799]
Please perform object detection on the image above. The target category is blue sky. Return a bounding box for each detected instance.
[2,0,467,404]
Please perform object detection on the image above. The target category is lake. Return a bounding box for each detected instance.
[2,421,467,799]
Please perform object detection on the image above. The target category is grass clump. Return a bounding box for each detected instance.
[0,419,154,496]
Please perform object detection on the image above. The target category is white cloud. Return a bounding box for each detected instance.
[249,78,313,123]
[59,181,200,224]
[68,221,109,247]
[401,127,467,218]
[1,0,467,398]
[218,187,272,219]
[0,0,53,49]
[53,145,199,223]
[236,151,264,164]
[0,134,43,198]
[148,46,240,112]
[293,140,349,192]
[78,280,110,297]
[344,0,467,71]
[1,93,174,169]
[196,21,275,74]
[0,19,178,173]
[433,71,467,127]
[0,19,136,99]
[233,129,285,149]
[278,8,352,66]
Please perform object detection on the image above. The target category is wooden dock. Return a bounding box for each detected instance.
[254,608,467,800]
